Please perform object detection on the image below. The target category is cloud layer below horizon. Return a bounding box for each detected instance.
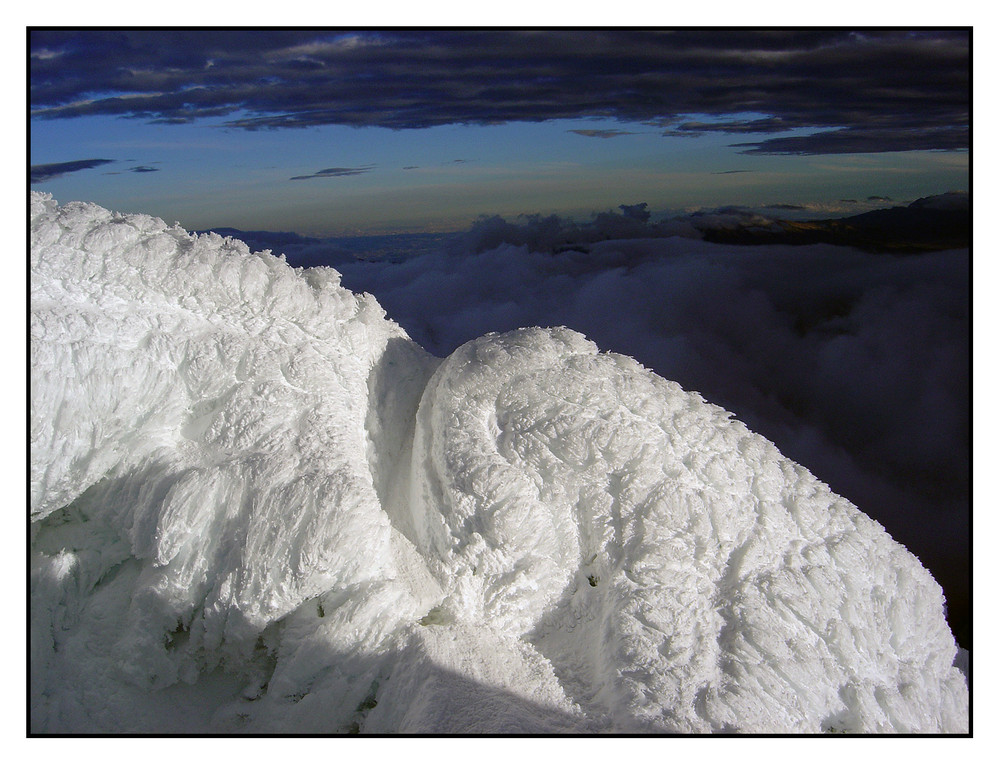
[30,30,968,155]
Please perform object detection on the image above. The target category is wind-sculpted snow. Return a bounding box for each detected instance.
[411,329,967,732]
[30,192,968,733]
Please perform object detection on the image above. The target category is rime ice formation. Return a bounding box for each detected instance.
[30,192,968,733]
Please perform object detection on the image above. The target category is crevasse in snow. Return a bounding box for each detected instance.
[29,192,968,733]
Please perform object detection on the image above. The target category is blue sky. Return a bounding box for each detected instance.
[30,29,969,235]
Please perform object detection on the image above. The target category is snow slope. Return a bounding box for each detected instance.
[29,192,968,733]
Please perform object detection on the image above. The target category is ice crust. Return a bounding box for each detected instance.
[29,192,968,733]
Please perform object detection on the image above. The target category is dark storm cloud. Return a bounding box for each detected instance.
[733,126,969,155]
[30,158,115,183]
[289,165,375,180]
[666,116,794,136]
[29,29,968,155]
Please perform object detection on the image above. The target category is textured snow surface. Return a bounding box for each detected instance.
[30,192,968,733]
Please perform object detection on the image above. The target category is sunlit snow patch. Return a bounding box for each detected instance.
[30,192,967,733]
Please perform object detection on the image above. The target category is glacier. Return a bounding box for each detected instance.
[29,191,968,733]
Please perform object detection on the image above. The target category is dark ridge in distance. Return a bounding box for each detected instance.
[699,193,969,254]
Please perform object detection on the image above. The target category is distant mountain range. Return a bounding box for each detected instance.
[697,192,969,253]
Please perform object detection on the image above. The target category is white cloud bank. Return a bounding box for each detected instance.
[30,193,967,733]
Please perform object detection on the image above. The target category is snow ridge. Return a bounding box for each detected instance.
[30,192,968,733]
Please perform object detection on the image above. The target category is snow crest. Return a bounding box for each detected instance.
[30,192,968,733]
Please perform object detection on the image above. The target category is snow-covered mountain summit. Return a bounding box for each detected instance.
[30,192,968,733]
